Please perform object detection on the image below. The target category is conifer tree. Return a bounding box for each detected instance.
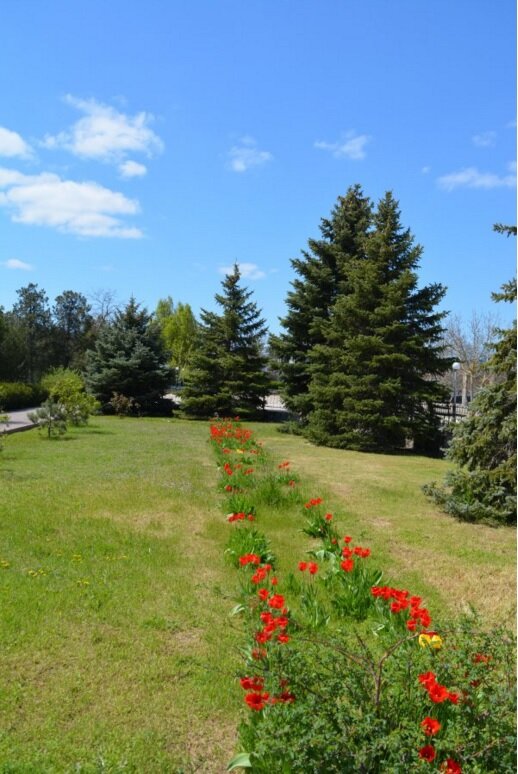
[306,191,449,452]
[270,185,372,417]
[424,228,516,524]
[85,298,172,412]
[182,265,271,418]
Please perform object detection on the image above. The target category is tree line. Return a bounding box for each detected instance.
[0,185,514,522]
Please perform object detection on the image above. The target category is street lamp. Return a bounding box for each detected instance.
[452,362,461,421]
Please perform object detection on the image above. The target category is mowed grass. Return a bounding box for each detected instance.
[0,418,241,773]
[253,423,516,625]
[0,417,515,772]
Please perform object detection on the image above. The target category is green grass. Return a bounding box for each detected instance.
[252,423,516,624]
[0,417,515,771]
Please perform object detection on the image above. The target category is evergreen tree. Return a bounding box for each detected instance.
[270,185,372,417]
[85,298,172,412]
[182,265,271,418]
[52,290,94,369]
[424,229,516,525]
[305,191,449,452]
[11,283,53,382]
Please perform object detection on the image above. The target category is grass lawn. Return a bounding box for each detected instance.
[0,417,515,772]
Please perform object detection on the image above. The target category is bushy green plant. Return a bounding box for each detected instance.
[234,619,515,773]
[28,399,68,438]
[41,367,99,425]
[225,526,276,569]
[0,381,46,410]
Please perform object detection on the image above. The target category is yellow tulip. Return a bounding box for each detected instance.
[418,633,443,650]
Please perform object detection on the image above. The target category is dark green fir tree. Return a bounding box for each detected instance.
[424,227,516,525]
[306,191,449,453]
[270,185,372,418]
[182,264,271,418]
[85,298,173,412]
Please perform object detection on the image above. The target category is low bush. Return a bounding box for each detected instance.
[0,381,47,410]
[28,399,68,439]
[41,368,99,426]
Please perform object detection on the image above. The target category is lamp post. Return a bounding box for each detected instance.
[452,362,461,421]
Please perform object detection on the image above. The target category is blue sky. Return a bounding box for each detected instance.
[0,0,515,332]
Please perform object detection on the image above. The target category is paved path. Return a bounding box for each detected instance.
[0,408,38,435]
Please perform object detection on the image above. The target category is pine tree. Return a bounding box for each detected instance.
[11,283,53,382]
[270,185,372,417]
[85,298,172,412]
[424,229,516,525]
[306,191,449,453]
[182,265,271,418]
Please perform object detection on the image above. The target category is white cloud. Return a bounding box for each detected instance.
[0,127,32,159]
[472,131,497,148]
[219,262,266,280]
[437,165,516,191]
[0,166,142,238]
[421,165,431,174]
[119,160,147,178]
[314,131,370,161]
[3,258,33,271]
[228,137,272,172]
[42,95,163,163]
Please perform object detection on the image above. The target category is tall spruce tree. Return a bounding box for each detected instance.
[270,185,372,417]
[305,191,449,453]
[85,298,172,412]
[182,264,271,418]
[424,227,516,524]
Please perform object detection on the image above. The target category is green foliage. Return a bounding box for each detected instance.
[28,399,68,438]
[41,367,99,425]
[85,298,173,414]
[305,190,448,453]
[270,184,374,418]
[424,229,516,525]
[236,621,515,773]
[225,526,276,569]
[155,296,198,382]
[182,265,272,419]
[52,290,94,370]
[271,186,449,453]
[0,381,46,410]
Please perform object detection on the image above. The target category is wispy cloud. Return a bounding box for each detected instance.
[42,95,163,163]
[421,165,431,174]
[314,130,371,160]
[228,137,272,173]
[472,131,497,148]
[0,127,33,159]
[218,261,266,280]
[437,163,516,191]
[0,167,142,238]
[3,258,33,271]
[119,160,147,178]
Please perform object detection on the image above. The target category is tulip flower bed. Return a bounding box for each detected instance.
[209,419,516,773]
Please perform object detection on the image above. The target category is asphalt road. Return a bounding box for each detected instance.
[0,408,37,435]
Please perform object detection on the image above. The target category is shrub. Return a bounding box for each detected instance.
[28,400,68,438]
[108,392,140,417]
[41,368,99,426]
[235,619,516,773]
[0,382,47,410]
